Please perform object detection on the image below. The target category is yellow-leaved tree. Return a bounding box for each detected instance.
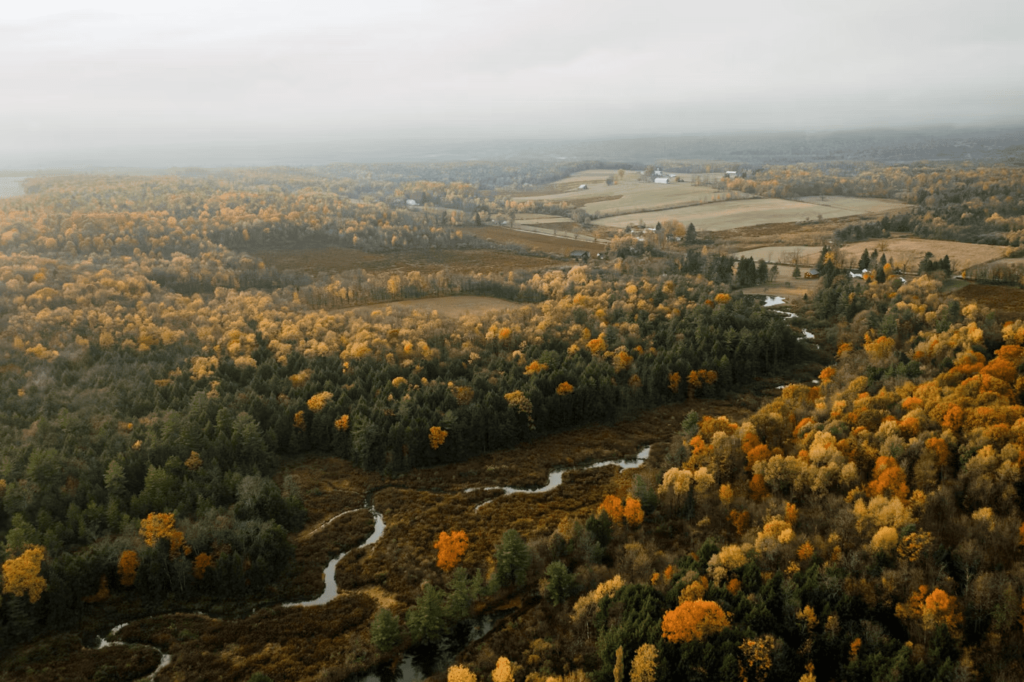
[2,545,47,603]
[491,657,515,682]
[429,426,448,450]
[447,665,477,682]
[630,643,658,682]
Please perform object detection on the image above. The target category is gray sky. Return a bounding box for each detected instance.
[3,0,1023,167]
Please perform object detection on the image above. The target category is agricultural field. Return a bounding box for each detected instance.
[732,238,1006,273]
[592,195,907,231]
[514,169,742,217]
[731,245,825,266]
[342,295,529,319]
[794,195,908,213]
[838,238,1006,271]
[465,225,602,255]
[253,244,562,276]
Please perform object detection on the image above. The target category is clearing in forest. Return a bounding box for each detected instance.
[342,295,529,318]
[254,245,561,276]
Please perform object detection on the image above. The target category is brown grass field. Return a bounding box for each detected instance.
[343,295,529,319]
[253,245,561,276]
[954,283,1024,322]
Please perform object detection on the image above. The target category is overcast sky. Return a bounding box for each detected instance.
[3,0,1023,167]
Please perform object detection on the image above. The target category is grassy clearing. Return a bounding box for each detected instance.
[253,245,561,276]
[342,295,530,319]
[735,277,821,299]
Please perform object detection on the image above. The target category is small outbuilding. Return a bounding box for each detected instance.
[654,177,670,184]
[569,250,590,262]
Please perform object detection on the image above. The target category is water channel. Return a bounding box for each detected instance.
[93,444,653,680]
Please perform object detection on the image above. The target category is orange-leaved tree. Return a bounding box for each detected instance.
[118,549,139,587]
[139,512,188,557]
[624,497,645,527]
[662,599,730,642]
[1,545,47,603]
[435,530,469,572]
[599,495,625,523]
[193,552,215,580]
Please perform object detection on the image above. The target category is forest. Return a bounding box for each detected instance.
[1,160,1024,681]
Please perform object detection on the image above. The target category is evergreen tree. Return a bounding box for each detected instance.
[370,608,402,651]
[542,560,575,606]
[493,529,529,589]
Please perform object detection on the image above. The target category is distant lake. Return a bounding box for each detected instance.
[0,177,26,198]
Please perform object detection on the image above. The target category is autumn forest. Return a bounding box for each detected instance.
[3,157,1024,681]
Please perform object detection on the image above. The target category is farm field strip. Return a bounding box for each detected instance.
[731,245,825,265]
[794,195,909,212]
[593,196,910,232]
[838,238,1005,270]
[514,170,743,216]
[732,238,1005,271]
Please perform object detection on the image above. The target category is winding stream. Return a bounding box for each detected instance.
[285,506,386,608]
[762,295,816,341]
[466,446,651,510]
[92,445,652,679]
[95,622,171,681]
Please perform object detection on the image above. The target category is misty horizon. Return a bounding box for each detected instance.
[3,0,1024,170]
